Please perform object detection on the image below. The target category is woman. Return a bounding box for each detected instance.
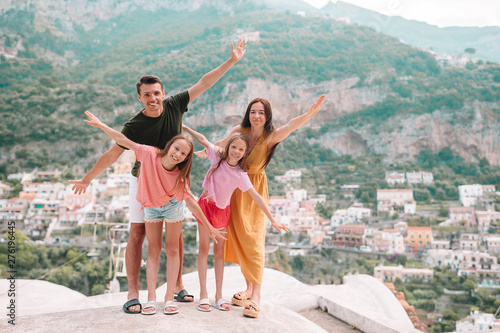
[214,95,325,317]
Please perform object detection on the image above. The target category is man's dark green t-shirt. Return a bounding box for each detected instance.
[120,90,189,177]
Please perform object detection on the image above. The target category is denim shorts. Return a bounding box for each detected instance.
[143,197,185,223]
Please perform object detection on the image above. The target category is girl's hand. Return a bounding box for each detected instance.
[195,148,207,159]
[208,226,227,244]
[84,111,104,128]
[271,220,289,232]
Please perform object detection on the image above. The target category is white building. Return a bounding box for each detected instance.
[476,210,500,234]
[458,251,500,287]
[458,184,495,207]
[285,189,307,202]
[0,181,11,197]
[385,171,405,185]
[456,311,499,332]
[425,249,462,270]
[404,202,416,215]
[374,265,433,282]
[430,240,450,250]
[459,234,480,251]
[485,236,500,255]
[275,169,302,184]
[405,171,434,184]
[371,229,405,254]
[331,204,371,229]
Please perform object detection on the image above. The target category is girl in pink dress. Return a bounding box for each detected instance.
[182,125,288,313]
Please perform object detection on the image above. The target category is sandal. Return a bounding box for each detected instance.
[163,300,179,315]
[141,300,157,315]
[123,298,142,314]
[243,300,260,318]
[214,298,231,311]
[197,298,211,312]
[174,289,194,302]
[231,291,248,307]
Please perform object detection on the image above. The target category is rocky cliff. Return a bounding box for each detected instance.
[185,78,500,166]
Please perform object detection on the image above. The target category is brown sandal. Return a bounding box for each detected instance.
[231,291,248,307]
[243,300,260,318]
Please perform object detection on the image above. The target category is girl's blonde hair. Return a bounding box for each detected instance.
[209,134,249,179]
[156,133,194,195]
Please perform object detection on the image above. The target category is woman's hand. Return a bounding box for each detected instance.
[306,94,325,119]
[271,219,289,232]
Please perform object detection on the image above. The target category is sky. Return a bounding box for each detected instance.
[303,0,500,28]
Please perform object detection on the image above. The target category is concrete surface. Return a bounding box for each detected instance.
[0,266,426,332]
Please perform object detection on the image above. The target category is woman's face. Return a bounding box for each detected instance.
[249,102,266,128]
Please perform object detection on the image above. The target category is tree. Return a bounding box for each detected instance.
[464,48,476,55]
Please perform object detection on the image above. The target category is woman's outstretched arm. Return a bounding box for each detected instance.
[267,95,325,147]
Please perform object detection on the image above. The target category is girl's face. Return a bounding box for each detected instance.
[164,139,191,169]
[226,138,248,166]
[249,102,266,128]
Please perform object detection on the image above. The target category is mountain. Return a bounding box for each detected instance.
[259,0,500,64]
[0,0,499,179]
[320,1,500,64]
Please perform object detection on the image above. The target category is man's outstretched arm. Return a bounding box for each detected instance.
[187,38,246,103]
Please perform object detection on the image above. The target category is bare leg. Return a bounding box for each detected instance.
[213,228,229,309]
[249,283,261,305]
[174,234,193,301]
[164,221,182,312]
[197,223,210,310]
[142,222,163,313]
[125,223,146,312]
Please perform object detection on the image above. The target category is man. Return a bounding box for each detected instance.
[70,39,246,313]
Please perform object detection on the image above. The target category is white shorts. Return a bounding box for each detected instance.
[129,174,144,224]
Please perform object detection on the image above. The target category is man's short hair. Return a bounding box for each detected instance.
[136,75,164,95]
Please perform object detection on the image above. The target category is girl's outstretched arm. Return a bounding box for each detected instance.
[246,188,290,232]
[267,95,325,147]
[182,125,211,149]
[84,111,137,151]
[185,196,227,243]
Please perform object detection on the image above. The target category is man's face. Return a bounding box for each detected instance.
[137,83,165,114]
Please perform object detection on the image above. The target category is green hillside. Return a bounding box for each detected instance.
[0,1,499,179]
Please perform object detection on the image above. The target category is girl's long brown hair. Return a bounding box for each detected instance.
[156,133,194,196]
[208,134,250,180]
[240,97,278,169]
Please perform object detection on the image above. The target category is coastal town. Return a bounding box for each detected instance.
[1,149,500,331]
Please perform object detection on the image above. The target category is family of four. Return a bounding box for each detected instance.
[70,39,325,318]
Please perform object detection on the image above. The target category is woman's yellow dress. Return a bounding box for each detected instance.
[224,129,268,285]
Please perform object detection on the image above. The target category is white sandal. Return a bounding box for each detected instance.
[197,298,211,312]
[214,298,231,311]
[141,300,157,315]
[163,300,179,315]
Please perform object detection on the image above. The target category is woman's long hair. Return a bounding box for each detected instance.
[240,97,279,169]
[208,134,250,180]
[156,134,194,195]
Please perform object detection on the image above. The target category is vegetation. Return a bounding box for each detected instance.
[0,3,499,180]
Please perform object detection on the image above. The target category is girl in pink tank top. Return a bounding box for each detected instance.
[182,125,288,312]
